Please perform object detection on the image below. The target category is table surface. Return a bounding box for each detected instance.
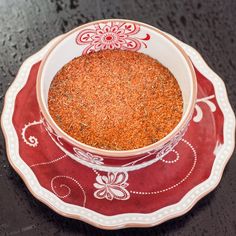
[0,0,235,235]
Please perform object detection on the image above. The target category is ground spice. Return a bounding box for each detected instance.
[48,50,183,150]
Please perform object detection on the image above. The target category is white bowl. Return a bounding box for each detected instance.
[36,19,197,171]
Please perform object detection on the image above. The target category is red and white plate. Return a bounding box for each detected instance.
[1,34,235,230]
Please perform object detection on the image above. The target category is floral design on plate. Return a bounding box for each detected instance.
[21,119,43,147]
[76,21,150,54]
[194,95,216,122]
[94,172,130,200]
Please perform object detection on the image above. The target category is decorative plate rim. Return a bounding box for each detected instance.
[1,32,235,230]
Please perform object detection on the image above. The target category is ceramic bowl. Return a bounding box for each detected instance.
[36,19,197,171]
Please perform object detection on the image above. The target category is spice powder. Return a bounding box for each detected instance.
[48,50,183,150]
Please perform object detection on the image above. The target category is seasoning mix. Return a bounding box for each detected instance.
[48,50,183,150]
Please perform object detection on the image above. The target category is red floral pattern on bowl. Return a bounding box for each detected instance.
[76,21,150,53]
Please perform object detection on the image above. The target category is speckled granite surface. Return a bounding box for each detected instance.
[0,0,235,235]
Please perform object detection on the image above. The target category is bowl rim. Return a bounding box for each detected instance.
[36,18,197,157]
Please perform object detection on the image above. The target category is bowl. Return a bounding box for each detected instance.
[36,19,197,171]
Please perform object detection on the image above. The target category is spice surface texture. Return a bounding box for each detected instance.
[48,50,183,150]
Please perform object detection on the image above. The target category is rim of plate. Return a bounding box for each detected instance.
[1,33,235,230]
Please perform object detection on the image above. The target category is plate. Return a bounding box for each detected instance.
[1,35,235,229]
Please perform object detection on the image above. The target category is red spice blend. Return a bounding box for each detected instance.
[48,50,183,150]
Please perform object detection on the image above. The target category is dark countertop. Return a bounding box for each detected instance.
[0,0,235,235]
